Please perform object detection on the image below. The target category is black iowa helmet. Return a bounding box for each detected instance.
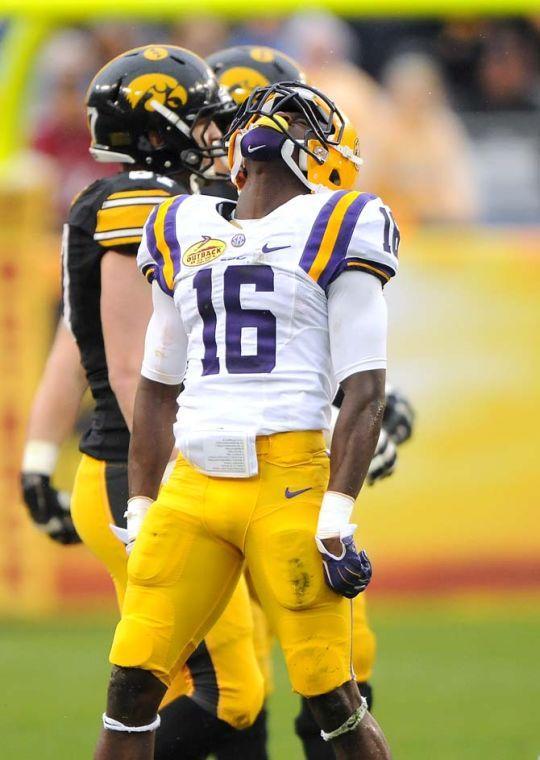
[207,45,306,111]
[86,45,231,175]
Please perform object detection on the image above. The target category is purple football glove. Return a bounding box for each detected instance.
[316,533,372,598]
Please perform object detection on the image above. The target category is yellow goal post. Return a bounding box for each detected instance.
[1,0,539,162]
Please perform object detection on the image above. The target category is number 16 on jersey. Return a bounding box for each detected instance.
[193,265,277,376]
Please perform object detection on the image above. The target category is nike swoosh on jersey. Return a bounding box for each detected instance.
[285,487,313,499]
[247,144,266,153]
[262,243,291,254]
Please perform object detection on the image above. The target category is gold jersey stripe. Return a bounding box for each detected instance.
[95,235,142,248]
[152,195,178,291]
[307,191,360,284]
[346,260,391,282]
[107,189,171,200]
[96,204,156,234]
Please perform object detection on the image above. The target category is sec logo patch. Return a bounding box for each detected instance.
[183,236,226,267]
[231,233,246,247]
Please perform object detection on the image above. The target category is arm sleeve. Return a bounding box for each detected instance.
[141,281,188,385]
[327,270,387,383]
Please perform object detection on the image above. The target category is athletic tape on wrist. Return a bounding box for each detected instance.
[316,490,355,539]
[102,713,161,733]
[320,696,368,742]
[22,440,59,476]
[125,496,153,543]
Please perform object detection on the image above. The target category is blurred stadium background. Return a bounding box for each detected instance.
[1,2,539,758]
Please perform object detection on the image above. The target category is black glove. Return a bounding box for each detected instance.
[367,429,397,485]
[20,472,81,545]
[383,388,415,445]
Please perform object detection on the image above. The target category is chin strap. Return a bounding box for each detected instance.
[320,696,368,742]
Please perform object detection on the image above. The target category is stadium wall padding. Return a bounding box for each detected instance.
[1,199,539,613]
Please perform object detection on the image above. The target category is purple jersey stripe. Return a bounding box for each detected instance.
[145,206,173,296]
[318,192,376,292]
[299,190,348,274]
[145,206,161,267]
[164,194,188,283]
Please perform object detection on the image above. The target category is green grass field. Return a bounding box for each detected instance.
[1,598,538,759]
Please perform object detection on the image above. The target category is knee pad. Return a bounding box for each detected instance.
[286,637,352,697]
[110,616,169,678]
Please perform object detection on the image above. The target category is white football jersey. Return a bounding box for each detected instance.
[137,190,399,438]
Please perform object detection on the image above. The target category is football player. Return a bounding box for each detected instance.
[20,45,268,759]
[95,83,398,759]
[206,45,414,760]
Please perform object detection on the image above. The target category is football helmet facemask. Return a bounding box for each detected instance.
[226,82,362,193]
[204,46,306,180]
[86,44,234,176]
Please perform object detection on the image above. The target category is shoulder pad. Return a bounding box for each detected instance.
[93,172,185,251]
[299,191,399,290]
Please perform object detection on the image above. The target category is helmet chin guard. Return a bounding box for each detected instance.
[226,82,363,193]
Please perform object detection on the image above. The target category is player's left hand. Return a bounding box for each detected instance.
[315,530,372,598]
[20,473,81,545]
[367,429,397,485]
[384,387,415,445]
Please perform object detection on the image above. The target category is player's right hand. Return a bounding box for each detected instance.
[110,495,153,555]
[315,531,372,598]
[20,473,81,545]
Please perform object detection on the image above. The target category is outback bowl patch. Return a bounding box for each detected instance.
[183,236,226,266]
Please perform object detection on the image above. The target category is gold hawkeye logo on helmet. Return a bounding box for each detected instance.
[219,67,270,105]
[183,236,227,267]
[125,74,188,112]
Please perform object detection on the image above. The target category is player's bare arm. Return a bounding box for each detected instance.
[101,251,153,431]
[24,320,87,444]
[329,369,386,498]
[128,377,178,500]
[323,368,385,557]
[21,320,87,544]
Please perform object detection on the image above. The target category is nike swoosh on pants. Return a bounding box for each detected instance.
[285,487,312,499]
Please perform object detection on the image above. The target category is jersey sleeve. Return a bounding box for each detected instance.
[327,270,387,383]
[93,182,174,254]
[300,191,399,292]
[137,194,190,296]
[141,281,188,385]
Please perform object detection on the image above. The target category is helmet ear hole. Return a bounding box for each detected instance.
[329,168,341,186]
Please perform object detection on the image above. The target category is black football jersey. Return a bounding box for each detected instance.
[62,170,186,461]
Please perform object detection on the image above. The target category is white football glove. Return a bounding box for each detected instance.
[110,496,153,555]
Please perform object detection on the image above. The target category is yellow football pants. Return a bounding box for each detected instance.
[110,431,356,698]
[71,454,264,728]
